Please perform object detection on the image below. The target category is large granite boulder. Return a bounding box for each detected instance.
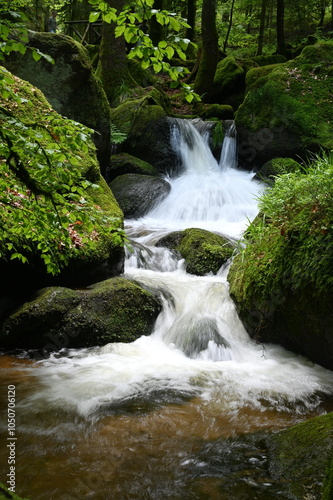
[0,278,162,353]
[4,32,112,176]
[236,42,333,169]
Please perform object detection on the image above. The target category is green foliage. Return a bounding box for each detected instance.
[0,69,125,275]
[0,5,54,64]
[87,0,200,103]
[232,153,333,306]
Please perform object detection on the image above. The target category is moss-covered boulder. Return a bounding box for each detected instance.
[254,157,302,182]
[158,228,234,276]
[210,56,246,109]
[268,412,333,499]
[236,42,333,169]
[0,69,124,297]
[109,153,159,181]
[197,103,234,120]
[251,54,287,66]
[0,278,162,351]
[228,157,333,370]
[4,32,111,175]
[110,173,171,218]
[110,96,178,175]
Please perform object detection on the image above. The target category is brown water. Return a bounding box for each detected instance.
[1,354,332,500]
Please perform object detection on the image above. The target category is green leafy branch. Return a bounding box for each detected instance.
[87,0,200,103]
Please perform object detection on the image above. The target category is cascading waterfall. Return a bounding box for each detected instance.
[2,118,333,500]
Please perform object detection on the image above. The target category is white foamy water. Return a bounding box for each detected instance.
[17,118,333,422]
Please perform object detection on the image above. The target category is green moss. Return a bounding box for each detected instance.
[0,278,162,349]
[197,104,234,120]
[323,453,333,500]
[0,484,29,500]
[255,157,302,182]
[268,412,333,499]
[110,152,158,179]
[160,228,234,276]
[213,56,244,90]
[237,42,333,153]
[251,54,287,66]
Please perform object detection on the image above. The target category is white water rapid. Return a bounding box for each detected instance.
[2,119,333,500]
[19,119,333,416]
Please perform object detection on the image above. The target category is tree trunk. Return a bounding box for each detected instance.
[257,0,268,56]
[223,0,235,52]
[186,0,196,41]
[96,0,135,106]
[276,0,286,56]
[194,0,218,99]
[149,0,164,46]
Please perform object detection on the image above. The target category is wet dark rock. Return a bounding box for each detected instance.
[0,278,162,351]
[110,174,171,218]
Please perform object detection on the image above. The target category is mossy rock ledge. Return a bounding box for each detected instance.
[108,153,159,181]
[0,278,162,351]
[4,32,112,175]
[236,41,333,169]
[267,412,333,500]
[157,228,234,276]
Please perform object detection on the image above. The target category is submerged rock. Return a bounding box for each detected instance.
[158,228,234,276]
[0,278,162,352]
[110,174,171,218]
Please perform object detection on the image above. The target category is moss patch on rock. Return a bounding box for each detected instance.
[254,157,302,182]
[158,228,234,275]
[4,32,112,174]
[110,99,178,174]
[0,278,162,351]
[109,153,159,180]
[268,412,333,499]
[236,41,333,168]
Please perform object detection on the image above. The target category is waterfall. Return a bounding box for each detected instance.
[5,118,333,500]
[219,119,238,170]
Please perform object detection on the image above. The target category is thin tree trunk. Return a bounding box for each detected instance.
[276,0,286,56]
[186,0,196,41]
[223,0,235,52]
[257,0,267,56]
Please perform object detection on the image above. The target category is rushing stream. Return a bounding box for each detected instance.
[1,119,333,499]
